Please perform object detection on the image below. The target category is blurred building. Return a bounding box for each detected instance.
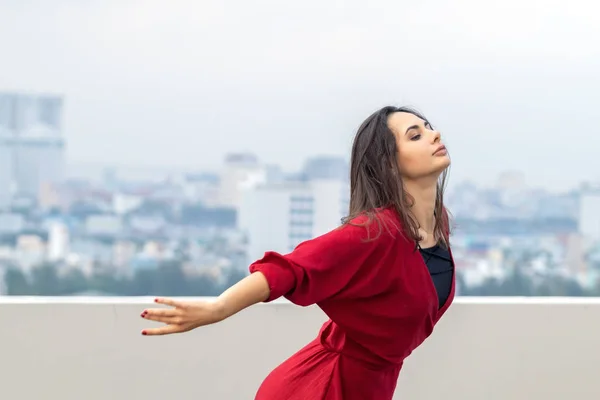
[47,221,70,261]
[0,213,26,234]
[302,155,348,181]
[85,215,123,237]
[239,178,349,263]
[0,92,63,135]
[579,183,600,241]
[217,153,267,209]
[0,130,15,209]
[0,92,66,209]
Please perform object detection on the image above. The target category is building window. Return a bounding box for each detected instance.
[290,195,314,213]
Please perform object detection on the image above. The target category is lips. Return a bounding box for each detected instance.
[433,145,446,155]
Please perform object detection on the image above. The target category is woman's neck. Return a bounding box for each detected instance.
[403,179,437,234]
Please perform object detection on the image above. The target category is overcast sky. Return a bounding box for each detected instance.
[0,0,598,190]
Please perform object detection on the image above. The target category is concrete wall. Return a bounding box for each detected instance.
[1,297,599,399]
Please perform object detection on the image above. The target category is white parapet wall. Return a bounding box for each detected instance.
[0,297,599,400]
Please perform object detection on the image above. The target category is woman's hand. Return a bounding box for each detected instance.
[140,297,226,336]
[140,272,271,336]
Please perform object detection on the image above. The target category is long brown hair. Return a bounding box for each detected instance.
[343,106,451,247]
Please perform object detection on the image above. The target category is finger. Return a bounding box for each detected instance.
[154,297,185,308]
[141,308,179,318]
[143,314,181,324]
[141,325,183,336]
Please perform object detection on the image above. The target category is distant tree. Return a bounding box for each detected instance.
[501,267,535,296]
[462,267,590,297]
[465,277,504,296]
[128,267,159,296]
[545,276,585,297]
[188,274,221,296]
[59,269,88,295]
[30,263,61,296]
[3,267,32,295]
[4,260,234,297]
[155,261,190,296]
[89,269,127,295]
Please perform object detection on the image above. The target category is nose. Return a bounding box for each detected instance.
[431,129,441,143]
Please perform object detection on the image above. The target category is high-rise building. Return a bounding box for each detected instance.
[217,153,267,209]
[0,132,15,209]
[579,183,600,241]
[0,92,63,136]
[48,221,70,261]
[302,156,348,181]
[239,178,349,263]
[0,92,66,207]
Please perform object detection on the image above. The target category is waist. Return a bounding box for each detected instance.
[317,321,404,372]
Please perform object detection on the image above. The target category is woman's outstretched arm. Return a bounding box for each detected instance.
[140,271,270,336]
[140,210,400,336]
[217,270,271,317]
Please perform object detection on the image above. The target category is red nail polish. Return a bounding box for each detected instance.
[154,298,158,302]
[140,312,146,317]
[141,331,147,335]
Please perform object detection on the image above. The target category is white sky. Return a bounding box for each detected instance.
[0,0,598,190]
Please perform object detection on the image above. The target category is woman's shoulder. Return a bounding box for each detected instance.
[339,207,410,245]
[345,206,402,226]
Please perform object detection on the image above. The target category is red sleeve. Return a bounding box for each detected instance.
[249,213,397,306]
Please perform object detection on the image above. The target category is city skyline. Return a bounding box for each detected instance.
[0,88,590,198]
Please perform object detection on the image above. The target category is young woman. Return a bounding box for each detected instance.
[140,106,455,400]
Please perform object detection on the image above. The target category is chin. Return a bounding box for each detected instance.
[406,159,451,181]
[433,157,451,172]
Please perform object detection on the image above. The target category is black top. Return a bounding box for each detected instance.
[419,244,454,310]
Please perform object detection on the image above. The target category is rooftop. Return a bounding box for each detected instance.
[1,296,599,399]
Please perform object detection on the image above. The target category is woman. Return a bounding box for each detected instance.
[140,106,455,400]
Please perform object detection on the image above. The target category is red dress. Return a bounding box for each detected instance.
[249,209,455,400]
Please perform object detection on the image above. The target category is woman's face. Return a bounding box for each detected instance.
[387,111,450,181]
